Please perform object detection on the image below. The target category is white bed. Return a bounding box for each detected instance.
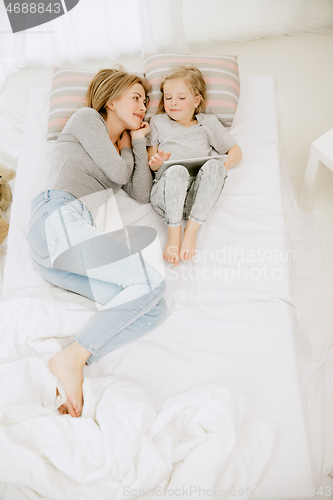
[0,77,315,499]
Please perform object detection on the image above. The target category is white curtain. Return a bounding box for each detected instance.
[0,0,190,88]
[0,0,332,89]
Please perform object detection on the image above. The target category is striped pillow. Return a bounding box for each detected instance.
[144,54,240,127]
[47,67,95,141]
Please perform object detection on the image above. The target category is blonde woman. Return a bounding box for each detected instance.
[28,69,166,418]
[147,66,242,265]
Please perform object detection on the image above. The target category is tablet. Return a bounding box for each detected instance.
[154,155,227,180]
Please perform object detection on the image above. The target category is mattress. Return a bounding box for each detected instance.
[0,78,314,498]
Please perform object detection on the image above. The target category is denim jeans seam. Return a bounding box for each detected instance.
[188,215,204,224]
[166,219,182,227]
[75,337,96,354]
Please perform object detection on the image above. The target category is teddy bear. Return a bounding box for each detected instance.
[0,163,16,211]
[0,208,9,244]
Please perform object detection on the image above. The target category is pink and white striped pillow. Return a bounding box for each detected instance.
[47,67,95,141]
[144,53,240,127]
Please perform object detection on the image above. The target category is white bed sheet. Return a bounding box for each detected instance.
[0,78,314,498]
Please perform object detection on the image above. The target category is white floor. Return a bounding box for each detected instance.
[0,32,332,494]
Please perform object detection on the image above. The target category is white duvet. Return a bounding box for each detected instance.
[0,78,317,499]
[0,296,276,499]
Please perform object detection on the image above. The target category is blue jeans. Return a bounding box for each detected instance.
[150,159,227,227]
[28,190,167,364]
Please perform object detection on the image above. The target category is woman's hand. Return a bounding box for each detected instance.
[130,121,151,141]
[149,150,172,171]
[116,130,132,151]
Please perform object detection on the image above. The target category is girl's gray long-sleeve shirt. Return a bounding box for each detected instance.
[46,107,152,218]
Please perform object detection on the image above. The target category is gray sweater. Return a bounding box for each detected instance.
[46,107,152,218]
[146,112,237,161]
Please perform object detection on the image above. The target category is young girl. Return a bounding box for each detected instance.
[146,66,242,266]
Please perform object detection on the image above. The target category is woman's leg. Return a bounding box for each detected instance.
[87,296,167,362]
[151,165,190,265]
[50,256,165,416]
[35,263,167,362]
[38,261,166,416]
[181,159,227,260]
[29,192,167,415]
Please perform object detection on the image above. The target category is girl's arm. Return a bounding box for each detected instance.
[148,146,171,171]
[224,144,243,171]
[204,115,242,171]
[148,146,158,168]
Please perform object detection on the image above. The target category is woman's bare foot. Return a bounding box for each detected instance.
[163,225,182,266]
[180,220,201,261]
[56,388,74,415]
[49,342,91,417]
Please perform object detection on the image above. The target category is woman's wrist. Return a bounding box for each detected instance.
[131,137,147,148]
[131,130,147,141]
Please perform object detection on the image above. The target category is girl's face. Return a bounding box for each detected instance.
[163,78,201,125]
[108,83,147,130]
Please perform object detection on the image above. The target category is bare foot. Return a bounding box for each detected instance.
[49,342,90,417]
[56,388,74,415]
[163,225,182,266]
[180,220,201,261]
[58,401,75,415]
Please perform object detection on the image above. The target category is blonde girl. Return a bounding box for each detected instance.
[146,66,242,266]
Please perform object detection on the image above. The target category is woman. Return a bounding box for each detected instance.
[28,69,167,418]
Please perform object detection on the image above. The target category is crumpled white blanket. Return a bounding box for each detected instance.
[0,296,277,500]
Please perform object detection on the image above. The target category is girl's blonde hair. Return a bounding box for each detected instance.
[157,66,206,116]
[86,68,151,120]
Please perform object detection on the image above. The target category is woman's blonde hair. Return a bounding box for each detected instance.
[86,67,151,120]
[157,66,206,116]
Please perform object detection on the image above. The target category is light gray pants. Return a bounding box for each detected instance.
[150,159,227,227]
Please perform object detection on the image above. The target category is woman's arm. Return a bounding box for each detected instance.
[224,144,243,171]
[122,124,153,204]
[70,108,134,185]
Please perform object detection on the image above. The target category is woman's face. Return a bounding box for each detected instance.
[108,83,147,130]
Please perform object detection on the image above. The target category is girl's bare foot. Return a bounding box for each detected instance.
[180,220,201,261]
[49,342,91,417]
[163,225,182,266]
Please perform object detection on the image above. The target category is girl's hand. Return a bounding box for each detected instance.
[130,121,151,141]
[223,144,243,171]
[116,130,132,151]
[149,150,171,170]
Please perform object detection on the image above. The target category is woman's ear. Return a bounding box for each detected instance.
[106,101,115,111]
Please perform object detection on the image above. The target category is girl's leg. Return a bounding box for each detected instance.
[180,219,201,261]
[181,159,227,260]
[163,225,181,266]
[151,165,190,265]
